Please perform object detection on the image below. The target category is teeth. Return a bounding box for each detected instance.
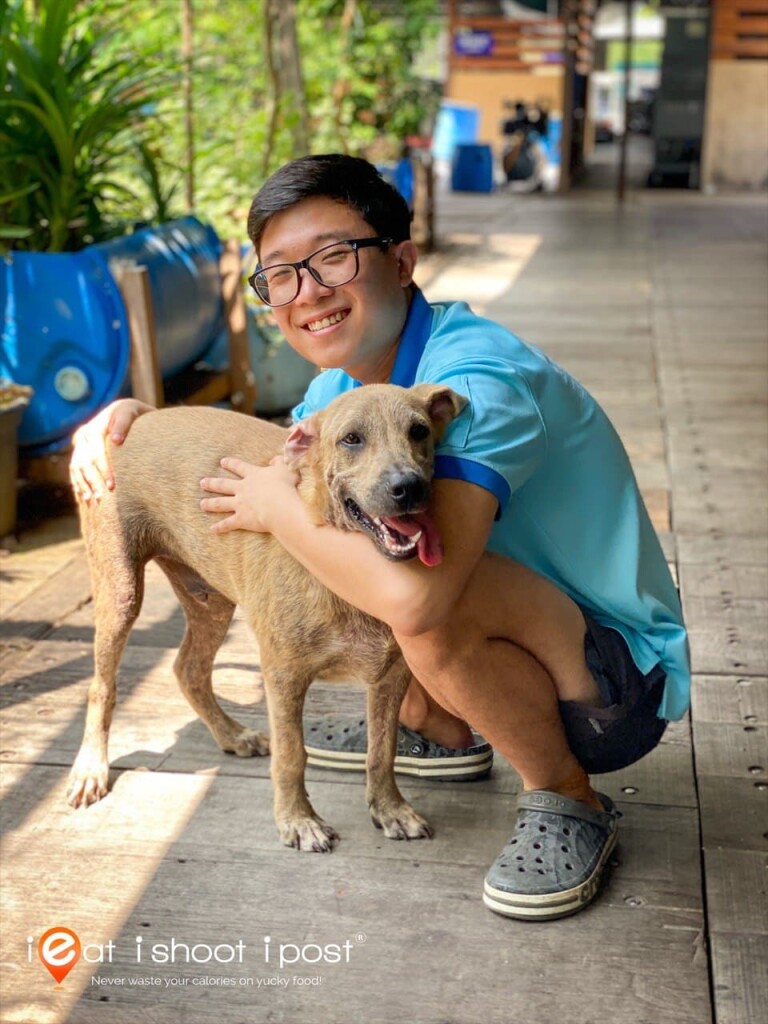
[373,516,383,526]
[411,530,423,544]
[307,311,347,332]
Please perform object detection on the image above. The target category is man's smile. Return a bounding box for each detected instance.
[303,308,351,333]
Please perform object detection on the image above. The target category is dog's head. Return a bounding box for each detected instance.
[284,383,467,566]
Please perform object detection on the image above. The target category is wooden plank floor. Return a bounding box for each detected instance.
[1,189,766,1024]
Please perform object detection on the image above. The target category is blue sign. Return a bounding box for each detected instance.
[453,29,495,57]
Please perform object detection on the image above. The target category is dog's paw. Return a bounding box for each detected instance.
[231,729,270,758]
[67,757,110,808]
[370,801,433,841]
[278,816,340,853]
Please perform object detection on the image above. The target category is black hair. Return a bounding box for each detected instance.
[247,154,411,256]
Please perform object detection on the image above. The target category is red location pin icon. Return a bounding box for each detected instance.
[38,927,81,985]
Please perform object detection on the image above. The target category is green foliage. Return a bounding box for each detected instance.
[301,0,442,160]
[0,0,442,249]
[0,0,170,252]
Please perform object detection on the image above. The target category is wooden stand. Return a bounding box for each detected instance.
[116,240,258,412]
[411,154,435,254]
[20,239,258,486]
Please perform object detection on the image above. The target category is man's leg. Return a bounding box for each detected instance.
[395,552,624,920]
[394,551,603,809]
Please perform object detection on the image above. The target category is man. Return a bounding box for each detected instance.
[70,154,689,921]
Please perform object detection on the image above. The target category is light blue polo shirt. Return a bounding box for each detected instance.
[293,288,691,721]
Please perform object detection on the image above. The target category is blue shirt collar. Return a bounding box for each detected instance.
[389,287,433,387]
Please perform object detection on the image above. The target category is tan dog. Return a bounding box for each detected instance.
[67,383,466,852]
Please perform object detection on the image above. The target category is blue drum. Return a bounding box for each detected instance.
[0,217,223,454]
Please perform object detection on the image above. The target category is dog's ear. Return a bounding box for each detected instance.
[283,415,321,465]
[410,384,468,436]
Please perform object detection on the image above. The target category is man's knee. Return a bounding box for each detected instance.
[394,619,476,683]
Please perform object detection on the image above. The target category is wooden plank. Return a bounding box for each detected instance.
[684,596,768,677]
[0,549,91,654]
[16,451,73,488]
[709,935,768,1024]
[704,849,768,933]
[679,563,768,601]
[673,494,768,537]
[219,239,257,416]
[117,264,164,409]
[677,533,768,567]
[597,732,698,810]
[714,11,768,34]
[0,630,698,808]
[453,16,563,34]
[0,765,710,1024]
[0,517,82,616]
[712,38,768,60]
[450,56,536,71]
[697,775,768,851]
[163,369,230,408]
[691,721,767,778]
[691,675,768,725]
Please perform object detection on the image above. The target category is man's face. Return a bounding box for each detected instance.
[257,196,417,383]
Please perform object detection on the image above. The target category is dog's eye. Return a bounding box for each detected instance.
[409,422,431,442]
[340,432,363,447]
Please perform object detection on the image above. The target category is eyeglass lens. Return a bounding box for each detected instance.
[253,242,360,306]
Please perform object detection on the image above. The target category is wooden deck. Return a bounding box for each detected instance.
[1,188,766,1024]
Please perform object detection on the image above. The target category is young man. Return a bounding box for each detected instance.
[70,154,689,921]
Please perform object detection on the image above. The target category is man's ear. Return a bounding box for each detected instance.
[395,240,418,286]
[410,384,468,436]
[283,415,321,464]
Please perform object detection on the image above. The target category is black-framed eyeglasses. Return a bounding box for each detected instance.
[248,236,393,307]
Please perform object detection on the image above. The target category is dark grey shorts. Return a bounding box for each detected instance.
[558,610,668,775]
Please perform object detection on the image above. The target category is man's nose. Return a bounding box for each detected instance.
[293,267,334,304]
[386,471,428,511]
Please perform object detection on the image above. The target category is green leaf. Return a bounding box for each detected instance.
[0,225,35,239]
[0,181,41,205]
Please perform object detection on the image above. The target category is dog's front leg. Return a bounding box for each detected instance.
[366,661,432,840]
[263,669,339,852]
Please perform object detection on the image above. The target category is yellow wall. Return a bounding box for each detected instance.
[702,61,768,189]
[447,68,564,157]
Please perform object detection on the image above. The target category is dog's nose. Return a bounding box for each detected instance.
[387,472,428,510]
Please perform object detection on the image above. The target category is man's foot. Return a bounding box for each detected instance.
[304,717,493,780]
[482,789,619,920]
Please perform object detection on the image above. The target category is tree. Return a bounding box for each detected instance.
[2,0,443,245]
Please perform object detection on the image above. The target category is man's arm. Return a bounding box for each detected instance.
[201,461,497,636]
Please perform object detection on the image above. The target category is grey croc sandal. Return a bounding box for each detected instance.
[483,789,619,920]
[304,717,493,780]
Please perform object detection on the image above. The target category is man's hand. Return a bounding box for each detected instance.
[200,455,300,535]
[69,399,155,501]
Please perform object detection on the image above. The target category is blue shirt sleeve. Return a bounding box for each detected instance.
[429,366,548,514]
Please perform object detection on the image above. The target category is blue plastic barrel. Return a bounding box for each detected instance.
[0,217,224,454]
[431,102,480,162]
[0,248,130,453]
[94,217,223,377]
[375,158,414,209]
[451,144,494,192]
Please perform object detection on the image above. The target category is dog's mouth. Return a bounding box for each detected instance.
[344,499,443,566]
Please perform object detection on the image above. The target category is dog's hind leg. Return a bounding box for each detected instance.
[157,558,269,758]
[68,508,145,808]
[366,660,432,840]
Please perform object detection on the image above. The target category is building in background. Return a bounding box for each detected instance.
[438,0,767,192]
[703,0,768,189]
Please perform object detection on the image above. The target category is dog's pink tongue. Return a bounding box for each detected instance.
[382,512,443,567]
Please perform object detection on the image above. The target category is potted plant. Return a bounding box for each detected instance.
[0,0,195,455]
